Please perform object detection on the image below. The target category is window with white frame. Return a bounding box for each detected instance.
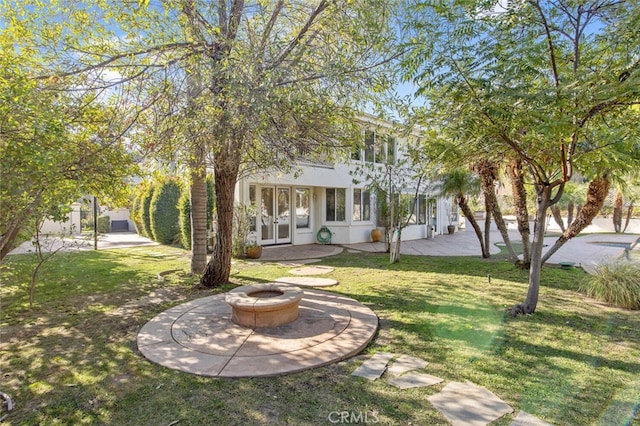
[325,188,346,221]
[364,131,375,163]
[353,188,371,221]
[417,194,427,225]
[295,188,310,229]
[355,130,397,164]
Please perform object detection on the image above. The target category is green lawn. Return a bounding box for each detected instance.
[1,246,638,425]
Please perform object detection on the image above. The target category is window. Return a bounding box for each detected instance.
[364,131,375,163]
[295,188,310,229]
[249,185,257,232]
[360,130,397,164]
[353,188,371,221]
[386,136,396,164]
[402,194,417,224]
[417,194,427,224]
[326,188,346,221]
[351,144,362,161]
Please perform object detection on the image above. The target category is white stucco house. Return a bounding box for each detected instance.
[236,114,455,246]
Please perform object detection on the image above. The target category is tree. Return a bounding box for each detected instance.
[507,158,531,266]
[403,0,640,314]
[354,146,426,264]
[0,40,135,262]
[437,168,488,258]
[473,159,518,261]
[149,178,181,245]
[10,1,400,286]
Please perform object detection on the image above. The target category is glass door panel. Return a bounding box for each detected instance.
[276,187,291,243]
[261,187,275,244]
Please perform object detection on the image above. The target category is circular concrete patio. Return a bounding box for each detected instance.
[137,288,378,378]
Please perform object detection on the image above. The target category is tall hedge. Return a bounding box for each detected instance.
[97,215,111,233]
[178,189,191,249]
[150,179,181,245]
[141,184,155,240]
[130,192,145,236]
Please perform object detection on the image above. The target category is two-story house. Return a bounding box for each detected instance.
[236,114,455,246]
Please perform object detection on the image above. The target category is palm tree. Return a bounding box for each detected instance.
[437,168,489,258]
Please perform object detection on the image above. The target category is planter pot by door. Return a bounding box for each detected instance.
[371,229,383,242]
[246,246,263,259]
[447,225,456,234]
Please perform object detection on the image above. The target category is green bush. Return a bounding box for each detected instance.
[179,189,191,249]
[141,184,155,240]
[150,179,181,245]
[580,260,640,310]
[97,215,110,233]
[130,193,145,235]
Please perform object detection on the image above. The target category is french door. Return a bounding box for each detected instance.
[260,186,291,245]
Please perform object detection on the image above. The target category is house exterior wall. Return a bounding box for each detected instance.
[39,202,83,235]
[237,116,454,246]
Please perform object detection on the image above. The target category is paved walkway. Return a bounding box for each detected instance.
[263,228,639,274]
[8,232,158,255]
[10,229,638,274]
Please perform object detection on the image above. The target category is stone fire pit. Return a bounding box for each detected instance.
[225,283,303,328]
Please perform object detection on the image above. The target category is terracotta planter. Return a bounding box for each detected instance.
[370,229,383,242]
[245,246,263,259]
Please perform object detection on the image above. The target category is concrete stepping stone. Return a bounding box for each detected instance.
[275,277,338,287]
[387,372,443,389]
[288,265,334,275]
[510,411,554,426]
[387,354,428,375]
[278,259,322,266]
[351,352,395,380]
[428,381,513,426]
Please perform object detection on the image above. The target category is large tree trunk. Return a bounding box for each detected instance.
[612,189,623,233]
[189,165,208,274]
[476,160,518,260]
[567,201,575,227]
[507,159,531,265]
[541,175,611,264]
[199,157,240,288]
[510,184,553,316]
[0,219,24,261]
[551,205,565,232]
[623,202,634,233]
[484,199,491,257]
[459,194,489,258]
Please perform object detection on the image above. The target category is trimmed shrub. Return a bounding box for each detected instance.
[130,193,145,235]
[580,260,640,310]
[179,189,191,249]
[97,215,110,233]
[150,179,181,245]
[141,184,155,240]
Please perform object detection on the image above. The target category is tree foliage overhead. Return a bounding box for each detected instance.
[5,0,402,285]
[402,0,640,314]
[0,33,136,260]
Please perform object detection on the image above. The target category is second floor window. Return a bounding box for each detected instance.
[357,130,397,164]
[326,188,346,221]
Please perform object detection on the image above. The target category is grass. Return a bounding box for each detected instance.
[1,245,639,425]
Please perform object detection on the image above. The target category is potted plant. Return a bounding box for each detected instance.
[370,228,383,242]
[245,240,262,259]
[447,211,457,234]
